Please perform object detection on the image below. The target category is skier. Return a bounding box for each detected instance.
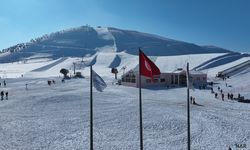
[1,91,4,100]
[222,93,224,101]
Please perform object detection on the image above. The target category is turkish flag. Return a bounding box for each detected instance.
[139,49,161,80]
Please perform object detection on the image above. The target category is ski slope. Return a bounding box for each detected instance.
[1,52,250,79]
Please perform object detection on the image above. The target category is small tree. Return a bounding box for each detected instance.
[60,68,69,78]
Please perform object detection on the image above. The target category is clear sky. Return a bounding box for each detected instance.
[0,0,250,52]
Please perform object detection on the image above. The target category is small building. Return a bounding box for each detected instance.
[121,68,207,88]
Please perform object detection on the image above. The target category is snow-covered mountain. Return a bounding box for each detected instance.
[0,25,249,79]
[0,26,232,63]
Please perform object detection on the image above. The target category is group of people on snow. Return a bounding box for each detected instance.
[0,80,8,100]
[190,96,196,104]
[0,91,8,100]
[212,82,244,101]
[47,80,56,86]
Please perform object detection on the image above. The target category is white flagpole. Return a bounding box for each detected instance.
[90,65,93,150]
[187,62,191,150]
[139,49,143,150]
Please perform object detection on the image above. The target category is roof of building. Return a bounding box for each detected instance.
[122,67,206,76]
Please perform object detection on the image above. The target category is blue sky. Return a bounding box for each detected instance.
[0,0,250,52]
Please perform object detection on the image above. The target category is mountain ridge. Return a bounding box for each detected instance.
[0,25,232,63]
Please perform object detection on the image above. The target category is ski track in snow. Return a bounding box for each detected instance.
[0,77,249,150]
[31,57,68,72]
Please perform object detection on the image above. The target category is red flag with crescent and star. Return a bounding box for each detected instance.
[139,49,161,80]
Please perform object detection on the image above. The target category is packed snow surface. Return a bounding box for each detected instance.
[0,73,250,149]
[0,51,250,150]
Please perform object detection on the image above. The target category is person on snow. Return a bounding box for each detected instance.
[5,91,8,100]
[3,80,6,87]
[231,93,234,100]
[238,93,241,99]
[215,93,218,99]
[211,87,214,93]
[190,96,193,104]
[1,91,4,100]
[193,97,196,104]
[25,83,28,90]
[47,80,52,86]
[222,93,224,101]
